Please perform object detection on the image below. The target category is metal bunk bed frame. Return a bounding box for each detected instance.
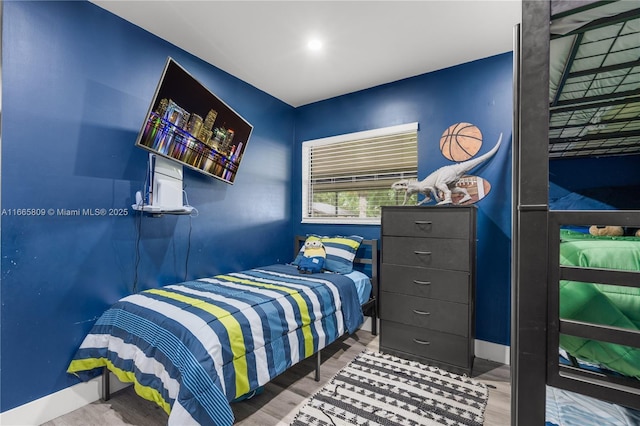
[514,1,640,425]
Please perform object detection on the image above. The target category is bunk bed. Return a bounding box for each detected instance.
[67,235,378,426]
[515,1,640,425]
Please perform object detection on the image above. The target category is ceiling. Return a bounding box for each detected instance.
[91,1,522,107]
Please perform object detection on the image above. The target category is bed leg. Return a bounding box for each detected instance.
[315,351,321,381]
[102,367,111,401]
[372,308,378,336]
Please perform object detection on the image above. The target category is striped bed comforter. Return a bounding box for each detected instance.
[67,264,364,425]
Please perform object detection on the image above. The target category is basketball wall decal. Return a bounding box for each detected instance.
[439,123,483,161]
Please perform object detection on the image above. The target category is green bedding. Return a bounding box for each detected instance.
[559,230,640,379]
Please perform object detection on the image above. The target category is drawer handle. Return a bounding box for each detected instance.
[413,309,431,316]
[413,339,431,345]
[414,251,432,256]
[413,280,431,285]
[414,220,432,225]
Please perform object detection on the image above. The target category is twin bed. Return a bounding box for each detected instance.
[67,235,378,425]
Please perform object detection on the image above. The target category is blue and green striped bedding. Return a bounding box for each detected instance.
[67,264,364,425]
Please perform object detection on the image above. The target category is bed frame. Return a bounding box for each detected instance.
[102,237,379,400]
[514,1,640,424]
[294,236,379,380]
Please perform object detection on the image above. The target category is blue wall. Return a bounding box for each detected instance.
[293,54,514,347]
[1,1,294,412]
[549,155,640,210]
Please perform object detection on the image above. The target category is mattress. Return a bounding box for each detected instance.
[559,230,640,379]
[343,269,372,304]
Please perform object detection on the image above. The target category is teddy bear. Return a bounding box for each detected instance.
[589,225,640,237]
[589,225,624,236]
[297,239,326,274]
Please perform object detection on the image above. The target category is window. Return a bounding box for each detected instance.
[302,123,418,224]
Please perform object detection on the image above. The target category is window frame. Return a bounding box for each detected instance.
[301,122,418,225]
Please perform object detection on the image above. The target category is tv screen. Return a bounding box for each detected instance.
[135,57,253,184]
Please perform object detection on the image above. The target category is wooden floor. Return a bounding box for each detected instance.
[42,331,511,425]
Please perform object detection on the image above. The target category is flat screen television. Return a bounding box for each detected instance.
[135,57,253,184]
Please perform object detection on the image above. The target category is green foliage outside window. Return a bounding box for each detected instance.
[312,189,415,218]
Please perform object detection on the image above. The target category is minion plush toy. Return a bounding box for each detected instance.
[297,239,326,274]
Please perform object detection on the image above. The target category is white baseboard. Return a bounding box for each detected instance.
[360,316,374,333]
[0,373,129,426]
[475,339,510,365]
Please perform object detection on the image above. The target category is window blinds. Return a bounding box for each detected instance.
[302,123,418,221]
[308,131,418,191]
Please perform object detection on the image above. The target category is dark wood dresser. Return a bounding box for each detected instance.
[379,205,476,375]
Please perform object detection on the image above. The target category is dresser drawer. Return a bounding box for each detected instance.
[380,292,469,336]
[380,264,469,303]
[382,236,470,271]
[382,207,472,239]
[380,321,470,368]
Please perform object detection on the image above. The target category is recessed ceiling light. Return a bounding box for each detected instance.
[307,38,323,51]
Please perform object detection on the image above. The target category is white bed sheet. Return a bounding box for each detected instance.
[546,386,640,426]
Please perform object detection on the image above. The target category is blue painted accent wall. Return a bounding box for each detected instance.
[550,155,640,191]
[1,1,294,412]
[549,155,640,209]
[293,54,514,347]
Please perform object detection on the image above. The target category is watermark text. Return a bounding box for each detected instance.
[2,208,130,217]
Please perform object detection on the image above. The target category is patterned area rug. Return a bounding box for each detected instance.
[291,350,488,426]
